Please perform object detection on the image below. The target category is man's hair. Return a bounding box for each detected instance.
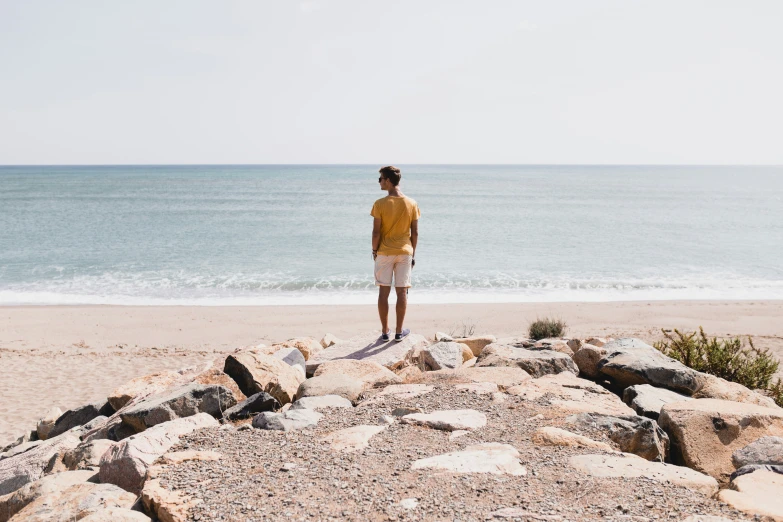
[379,165,401,186]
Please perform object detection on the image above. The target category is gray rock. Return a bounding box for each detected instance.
[476,344,578,378]
[252,409,322,431]
[272,347,307,376]
[596,338,701,394]
[0,440,43,462]
[1,432,37,454]
[623,384,692,420]
[731,463,783,481]
[290,395,353,411]
[62,439,117,471]
[119,383,237,433]
[401,409,487,431]
[732,436,783,468]
[419,342,464,371]
[572,344,608,379]
[569,412,669,461]
[10,482,136,521]
[48,401,113,439]
[99,413,219,495]
[221,392,279,421]
[295,374,365,403]
[0,431,81,496]
[0,469,97,522]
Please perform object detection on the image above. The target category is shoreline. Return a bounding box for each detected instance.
[2,300,782,445]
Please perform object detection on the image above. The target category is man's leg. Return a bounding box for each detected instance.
[395,286,407,334]
[378,285,391,334]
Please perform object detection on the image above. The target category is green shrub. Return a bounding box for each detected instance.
[528,317,567,340]
[654,327,781,406]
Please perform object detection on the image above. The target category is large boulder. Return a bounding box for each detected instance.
[221,392,279,421]
[531,427,614,451]
[476,344,578,378]
[568,413,669,461]
[0,431,81,496]
[321,425,386,453]
[107,370,183,411]
[99,413,219,495]
[62,440,117,471]
[223,351,305,405]
[48,402,113,439]
[9,482,136,521]
[691,373,779,408]
[572,344,608,379]
[312,359,401,390]
[118,383,236,433]
[596,339,701,394]
[290,395,353,411]
[189,363,246,403]
[623,384,692,420]
[305,332,429,375]
[252,409,322,431]
[35,408,62,441]
[271,347,307,377]
[569,453,718,496]
[418,342,465,371]
[659,398,783,482]
[718,469,783,520]
[141,476,199,522]
[453,336,497,357]
[295,374,365,403]
[271,337,323,361]
[0,469,96,522]
[732,436,783,468]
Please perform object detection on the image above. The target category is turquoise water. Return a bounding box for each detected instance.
[1,165,781,305]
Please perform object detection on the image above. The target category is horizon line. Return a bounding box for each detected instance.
[1,163,782,168]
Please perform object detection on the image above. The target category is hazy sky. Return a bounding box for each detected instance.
[1,1,782,164]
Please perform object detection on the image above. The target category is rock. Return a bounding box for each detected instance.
[434,332,453,342]
[321,425,386,452]
[396,366,423,383]
[252,409,322,431]
[158,450,222,465]
[533,339,573,356]
[597,339,702,394]
[732,463,783,479]
[99,413,219,495]
[272,337,323,360]
[462,357,475,368]
[586,337,607,347]
[118,383,236,433]
[569,413,669,461]
[190,364,246,403]
[141,477,200,522]
[0,469,97,522]
[48,402,111,439]
[401,409,487,431]
[375,384,434,399]
[718,469,783,520]
[296,374,365,403]
[62,440,116,471]
[454,382,499,394]
[392,407,422,417]
[0,440,43,462]
[108,370,183,411]
[320,333,340,348]
[459,344,474,362]
[80,508,151,521]
[476,344,578,377]
[659,398,783,482]
[623,384,692,420]
[418,342,465,371]
[732,436,783,468]
[680,517,736,522]
[399,498,418,510]
[221,392,279,421]
[411,443,526,476]
[494,337,535,349]
[572,344,608,379]
[1,432,36,454]
[566,339,582,353]
[312,359,401,390]
[0,431,81,496]
[271,347,307,377]
[692,373,779,408]
[570,453,719,496]
[35,408,62,441]
[531,427,615,451]
[413,367,531,389]
[290,395,353,411]
[223,350,305,405]
[454,336,496,357]
[10,482,136,521]
[305,332,429,375]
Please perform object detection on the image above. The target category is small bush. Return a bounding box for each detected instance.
[448,320,476,338]
[654,327,782,406]
[528,317,567,340]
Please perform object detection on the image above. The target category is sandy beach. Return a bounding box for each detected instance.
[2,300,782,445]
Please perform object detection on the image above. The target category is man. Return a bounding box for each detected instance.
[371,166,420,342]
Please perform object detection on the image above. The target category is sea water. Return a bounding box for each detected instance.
[1,165,781,305]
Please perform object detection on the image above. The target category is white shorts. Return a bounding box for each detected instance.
[374,255,413,288]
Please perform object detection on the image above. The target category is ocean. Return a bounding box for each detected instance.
[1,165,781,306]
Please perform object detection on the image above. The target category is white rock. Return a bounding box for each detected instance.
[718,470,783,521]
[0,469,97,521]
[321,425,386,452]
[401,409,487,431]
[454,382,499,395]
[411,443,526,476]
[399,498,419,509]
[376,384,434,399]
[290,395,353,411]
[252,409,323,432]
[305,332,429,374]
[418,342,465,371]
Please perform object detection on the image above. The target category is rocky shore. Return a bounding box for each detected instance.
[1,331,782,521]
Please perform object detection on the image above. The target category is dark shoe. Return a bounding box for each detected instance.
[394,329,410,342]
[381,332,390,342]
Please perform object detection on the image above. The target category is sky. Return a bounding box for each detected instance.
[1,1,782,165]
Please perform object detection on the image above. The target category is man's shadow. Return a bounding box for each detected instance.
[344,337,395,360]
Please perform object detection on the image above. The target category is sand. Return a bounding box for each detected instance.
[1,300,782,446]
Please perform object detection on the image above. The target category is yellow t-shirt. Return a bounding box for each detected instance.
[370,195,421,256]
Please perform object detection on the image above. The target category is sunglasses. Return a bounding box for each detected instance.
[378,177,385,183]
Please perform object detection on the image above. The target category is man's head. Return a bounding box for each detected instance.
[378,166,401,190]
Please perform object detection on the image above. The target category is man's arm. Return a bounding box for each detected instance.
[372,218,382,258]
[410,219,418,258]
